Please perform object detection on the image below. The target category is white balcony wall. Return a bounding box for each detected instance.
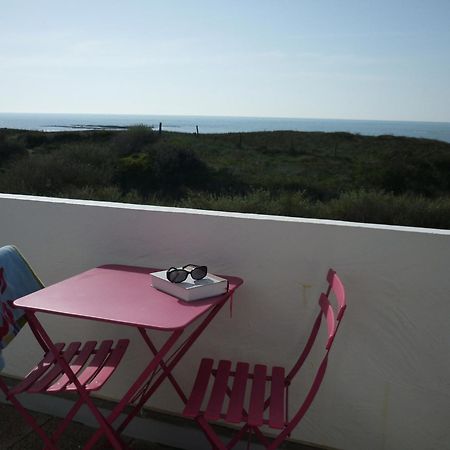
[1,194,449,450]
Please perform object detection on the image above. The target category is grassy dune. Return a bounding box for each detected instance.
[1,126,449,228]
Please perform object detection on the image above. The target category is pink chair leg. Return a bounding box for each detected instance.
[0,378,57,449]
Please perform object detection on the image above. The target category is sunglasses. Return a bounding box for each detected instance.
[166,264,208,283]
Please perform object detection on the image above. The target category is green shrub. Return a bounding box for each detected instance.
[115,153,155,194]
[0,144,115,195]
[176,189,315,216]
[114,125,158,155]
[46,131,85,145]
[23,131,48,148]
[0,134,27,165]
[152,147,213,195]
[62,185,145,204]
[317,190,450,228]
[175,189,450,229]
[360,146,450,197]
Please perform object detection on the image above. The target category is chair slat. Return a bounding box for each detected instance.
[65,340,113,390]
[85,339,129,391]
[27,342,81,393]
[225,362,249,423]
[46,341,97,392]
[183,358,214,418]
[268,366,285,429]
[8,343,66,395]
[247,364,267,426]
[204,360,231,421]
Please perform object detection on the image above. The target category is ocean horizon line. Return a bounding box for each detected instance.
[1,112,450,143]
[1,111,449,126]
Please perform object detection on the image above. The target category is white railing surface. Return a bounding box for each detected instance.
[1,193,449,450]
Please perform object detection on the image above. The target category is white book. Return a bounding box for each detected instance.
[150,270,229,301]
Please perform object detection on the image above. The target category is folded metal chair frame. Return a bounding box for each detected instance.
[183,269,347,449]
[0,246,129,449]
[1,333,129,449]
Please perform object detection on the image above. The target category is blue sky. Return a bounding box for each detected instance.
[1,0,449,121]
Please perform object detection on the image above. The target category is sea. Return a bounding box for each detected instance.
[1,112,450,143]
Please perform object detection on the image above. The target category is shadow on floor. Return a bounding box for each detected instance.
[0,401,179,449]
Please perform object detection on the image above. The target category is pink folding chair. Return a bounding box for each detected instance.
[0,245,129,449]
[183,269,347,449]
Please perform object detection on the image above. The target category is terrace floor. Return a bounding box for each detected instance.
[0,398,318,450]
[0,401,179,449]
[1,371,320,450]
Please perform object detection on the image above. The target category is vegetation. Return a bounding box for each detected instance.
[1,126,449,229]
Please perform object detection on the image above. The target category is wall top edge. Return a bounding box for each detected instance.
[1,193,449,236]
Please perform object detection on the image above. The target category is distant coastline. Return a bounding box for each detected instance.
[1,112,450,143]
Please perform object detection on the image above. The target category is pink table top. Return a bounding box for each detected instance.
[14,265,243,331]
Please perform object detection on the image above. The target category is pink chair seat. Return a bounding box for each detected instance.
[10,339,129,395]
[184,358,286,429]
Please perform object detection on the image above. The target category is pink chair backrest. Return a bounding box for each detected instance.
[321,269,346,350]
[280,269,348,443]
[287,269,346,384]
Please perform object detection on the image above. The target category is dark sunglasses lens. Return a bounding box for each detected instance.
[191,266,207,280]
[168,270,188,283]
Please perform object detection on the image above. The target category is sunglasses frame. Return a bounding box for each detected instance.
[166,264,208,283]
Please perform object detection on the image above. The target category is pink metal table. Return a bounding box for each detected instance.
[14,264,243,449]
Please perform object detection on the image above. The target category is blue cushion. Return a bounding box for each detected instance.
[0,246,43,352]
